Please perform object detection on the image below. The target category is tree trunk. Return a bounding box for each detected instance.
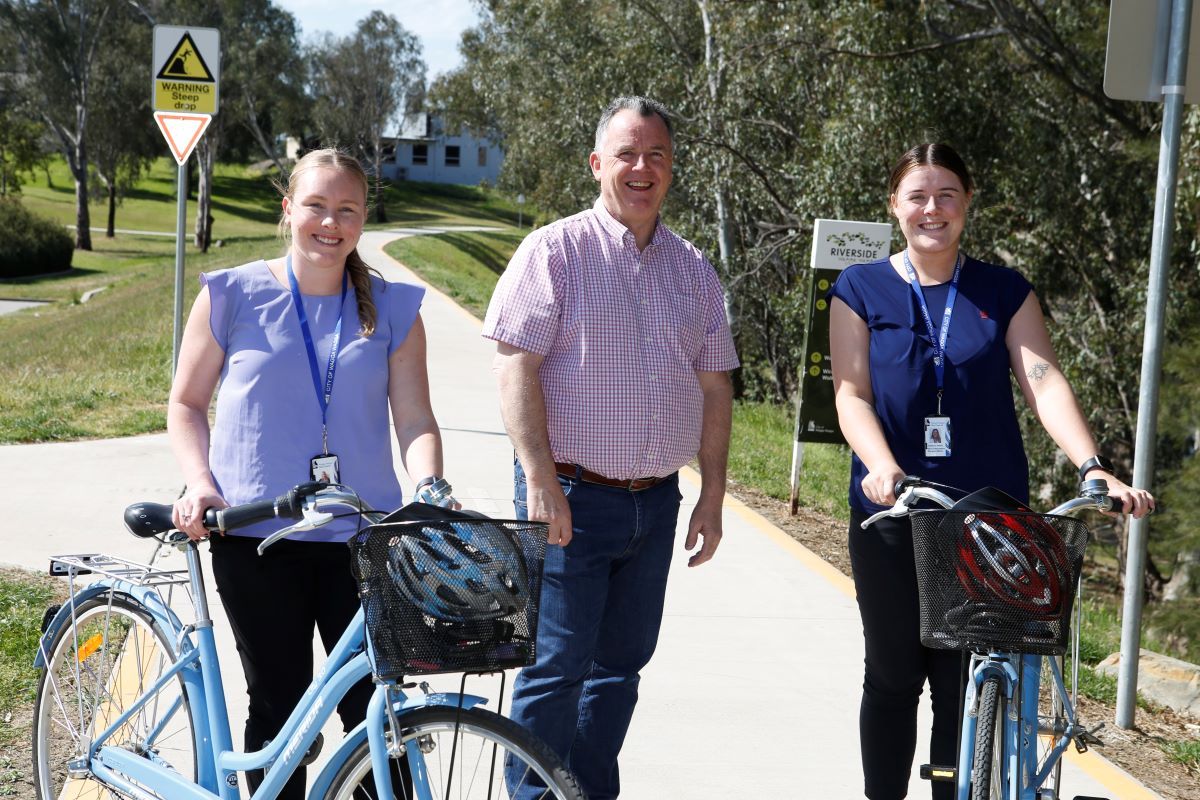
[106,179,116,238]
[373,140,387,224]
[73,134,91,251]
[194,138,214,252]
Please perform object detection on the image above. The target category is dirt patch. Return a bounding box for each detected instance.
[730,485,1200,800]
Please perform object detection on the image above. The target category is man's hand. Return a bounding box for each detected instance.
[526,477,574,547]
[685,497,722,567]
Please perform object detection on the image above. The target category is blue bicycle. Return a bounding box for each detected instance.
[863,476,1114,800]
[31,481,585,800]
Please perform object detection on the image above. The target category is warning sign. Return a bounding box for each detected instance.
[152,26,219,115]
[156,33,215,82]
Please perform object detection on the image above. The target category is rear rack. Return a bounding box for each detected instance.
[49,553,190,587]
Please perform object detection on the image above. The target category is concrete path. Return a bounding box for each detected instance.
[0,229,1160,799]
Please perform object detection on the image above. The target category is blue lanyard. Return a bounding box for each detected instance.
[902,250,963,408]
[286,254,347,452]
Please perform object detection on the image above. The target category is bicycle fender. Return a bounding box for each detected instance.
[307,693,488,799]
[33,581,188,669]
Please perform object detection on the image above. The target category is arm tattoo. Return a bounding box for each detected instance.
[1026,362,1050,382]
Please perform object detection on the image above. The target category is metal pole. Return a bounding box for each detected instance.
[1116,0,1191,729]
[171,162,188,377]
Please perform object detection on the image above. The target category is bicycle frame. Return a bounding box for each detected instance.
[38,538,486,800]
[955,652,1078,800]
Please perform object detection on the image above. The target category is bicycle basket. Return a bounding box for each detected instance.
[909,509,1089,656]
[349,513,548,678]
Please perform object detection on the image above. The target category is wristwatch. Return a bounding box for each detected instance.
[1078,455,1114,482]
[414,475,440,494]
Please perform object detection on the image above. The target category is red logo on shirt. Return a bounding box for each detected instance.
[979,310,990,319]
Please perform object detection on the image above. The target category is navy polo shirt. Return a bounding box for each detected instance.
[830,257,1034,513]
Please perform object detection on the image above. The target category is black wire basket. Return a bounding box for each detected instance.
[908,509,1089,656]
[349,507,548,678]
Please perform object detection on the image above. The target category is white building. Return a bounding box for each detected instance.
[382,113,503,186]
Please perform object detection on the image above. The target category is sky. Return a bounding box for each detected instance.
[275,0,480,80]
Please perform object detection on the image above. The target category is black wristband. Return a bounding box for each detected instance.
[1078,455,1114,482]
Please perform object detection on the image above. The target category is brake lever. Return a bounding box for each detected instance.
[860,488,917,529]
[256,505,334,555]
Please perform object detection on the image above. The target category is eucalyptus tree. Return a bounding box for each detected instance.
[0,0,114,249]
[87,3,157,237]
[309,11,425,223]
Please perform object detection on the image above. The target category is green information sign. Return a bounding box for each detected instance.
[794,267,845,445]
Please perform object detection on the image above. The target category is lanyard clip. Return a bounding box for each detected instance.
[936,390,943,415]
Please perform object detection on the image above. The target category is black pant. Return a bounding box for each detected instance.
[210,534,374,800]
[849,511,963,800]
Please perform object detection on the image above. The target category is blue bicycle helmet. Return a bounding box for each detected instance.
[385,521,529,622]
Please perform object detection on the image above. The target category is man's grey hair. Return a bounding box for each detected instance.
[594,95,675,152]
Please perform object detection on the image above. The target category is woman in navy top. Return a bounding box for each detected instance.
[829,143,1153,800]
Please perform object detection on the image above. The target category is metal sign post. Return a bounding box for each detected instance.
[1104,0,1194,730]
[151,25,219,376]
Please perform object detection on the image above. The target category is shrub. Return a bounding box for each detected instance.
[0,199,73,278]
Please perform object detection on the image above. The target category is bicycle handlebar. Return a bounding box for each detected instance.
[859,476,1115,530]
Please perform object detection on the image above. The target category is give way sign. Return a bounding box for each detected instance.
[153,111,212,165]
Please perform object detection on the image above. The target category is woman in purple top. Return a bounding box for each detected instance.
[167,148,444,800]
[829,143,1153,800]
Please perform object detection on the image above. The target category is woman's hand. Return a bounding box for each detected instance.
[172,484,229,541]
[861,463,906,507]
[1098,473,1155,519]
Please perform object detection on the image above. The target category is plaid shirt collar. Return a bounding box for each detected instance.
[591,198,668,250]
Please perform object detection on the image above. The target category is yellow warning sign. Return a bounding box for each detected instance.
[152,27,219,114]
[156,33,214,82]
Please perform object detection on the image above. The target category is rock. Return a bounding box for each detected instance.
[1164,549,1200,601]
[1097,649,1200,717]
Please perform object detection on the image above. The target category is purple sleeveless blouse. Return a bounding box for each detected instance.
[202,260,425,541]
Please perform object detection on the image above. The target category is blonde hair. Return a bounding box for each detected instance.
[277,148,380,336]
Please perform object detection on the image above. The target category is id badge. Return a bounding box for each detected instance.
[311,454,339,483]
[924,416,951,457]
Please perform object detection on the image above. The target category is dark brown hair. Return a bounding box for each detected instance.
[277,148,380,336]
[887,143,974,200]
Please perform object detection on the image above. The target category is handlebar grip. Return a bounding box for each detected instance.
[215,499,280,532]
[276,482,325,518]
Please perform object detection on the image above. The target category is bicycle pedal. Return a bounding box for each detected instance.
[1073,722,1106,753]
[299,732,324,767]
[919,763,956,782]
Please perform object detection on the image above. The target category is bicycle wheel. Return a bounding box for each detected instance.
[324,705,585,800]
[32,593,197,800]
[972,676,1006,800]
[1035,655,1066,799]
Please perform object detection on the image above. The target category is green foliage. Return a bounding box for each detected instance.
[1162,739,1200,773]
[0,568,63,745]
[0,199,73,277]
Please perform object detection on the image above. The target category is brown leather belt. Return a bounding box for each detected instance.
[553,462,669,492]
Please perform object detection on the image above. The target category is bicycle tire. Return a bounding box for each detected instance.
[32,593,197,800]
[323,705,585,800]
[972,676,1006,800]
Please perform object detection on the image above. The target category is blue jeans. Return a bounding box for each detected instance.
[507,461,681,800]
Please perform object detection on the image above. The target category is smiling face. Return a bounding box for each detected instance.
[890,165,971,261]
[282,166,366,276]
[589,108,673,244]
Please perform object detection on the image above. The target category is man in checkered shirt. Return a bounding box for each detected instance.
[483,95,738,799]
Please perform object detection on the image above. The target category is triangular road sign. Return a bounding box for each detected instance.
[156,32,215,82]
[154,111,212,165]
